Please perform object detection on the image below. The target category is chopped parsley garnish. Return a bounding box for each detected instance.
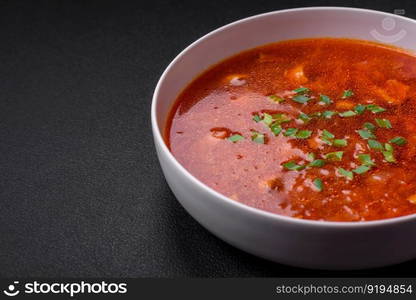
[313,178,324,191]
[333,139,348,147]
[322,110,336,119]
[310,111,322,118]
[366,104,386,114]
[282,161,306,171]
[338,168,354,180]
[321,138,333,146]
[353,165,371,174]
[382,143,396,163]
[322,130,335,139]
[390,136,407,146]
[252,114,261,122]
[272,113,291,124]
[254,113,293,137]
[354,104,366,114]
[251,131,265,144]
[363,122,376,132]
[325,151,344,161]
[357,129,376,139]
[385,143,394,152]
[228,134,244,143]
[269,95,285,103]
[293,87,310,94]
[296,130,312,139]
[308,159,326,167]
[293,95,310,104]
[368,139,383,151]
[298,112,312,123]
[358,154,375,166]
[242,87,402,189]
[307,152,316,161]
[319,94,332,105]
[375,118,392,129]
[338,110,356,117]
[383,151,396,163]
[262,113,273,126]
[342,90,354,98]
[283,128,298,137]
[270,123,282,136]
[321,129,335,145]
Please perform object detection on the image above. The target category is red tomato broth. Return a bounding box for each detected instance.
[165,38,416,222]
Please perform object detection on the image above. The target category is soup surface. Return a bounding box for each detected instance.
[166,38,416,222]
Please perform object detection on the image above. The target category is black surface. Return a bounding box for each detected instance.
[1,0,416,278]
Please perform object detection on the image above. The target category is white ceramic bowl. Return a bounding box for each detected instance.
[151,7,416,269]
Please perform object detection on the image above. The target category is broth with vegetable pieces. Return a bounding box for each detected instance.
[166,38,416,221]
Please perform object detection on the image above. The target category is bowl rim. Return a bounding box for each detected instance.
[151,6,416,228]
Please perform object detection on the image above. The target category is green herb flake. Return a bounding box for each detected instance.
[296,130,312,139]
[319,94,332,105]
[357,129,376,139]
[270,123,283,136]
[283,128,298,137]
[307,152,316,161]
[293,95,310,104]
[338,168,354,180]
[322,110,336,119]
[269,95,285,103]
[321,138,333,145]
[354,104,366,114]
[363,122,376,132]
[382,150,396,163]
[308,159,326,167]
[313,178,324,192]
[228,134,244,143]
[375,118,392,129]
[368,139,383,151]
[282,161,306,171]
[385,143,394,152]
[321,129,335,145]
[342,90,354,98]
[358,154,375,166]
[339,110,357,117]
[298,112,312,123]
[293,87,310,94]
[366,104,386,114]
[390,136,407,146]
[353,165,371,174]
[262,113,273,126]
[251,131,265,144]
[272,113,291,124]
[252,114,261,123]
[333,139,348,147]
[310,112,322,118]
[382,144,396,163]
[325,151,344,161]
[322,129,335,139]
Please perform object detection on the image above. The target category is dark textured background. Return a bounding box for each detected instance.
[1,0,415,277]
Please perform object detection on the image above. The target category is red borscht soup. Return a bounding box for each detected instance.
[166,38,416,222]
